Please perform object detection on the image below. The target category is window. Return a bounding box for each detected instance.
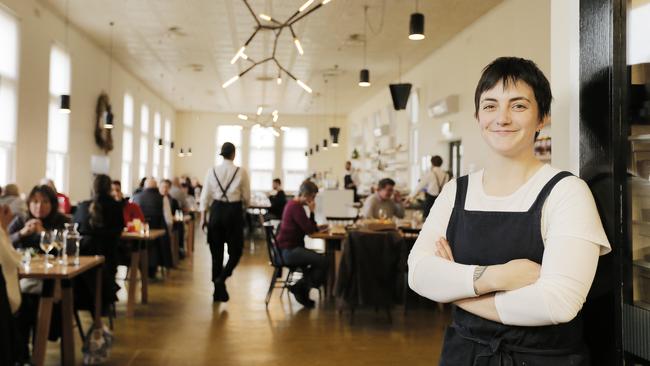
[249,126,275,191]
[152,112,161,178]
[282,127,308,192]
[121,93,134,193]
[46,45,71,192]
[215,125,242,166]
[163,119,171,178]
[139,105,149,180]
[0,8,19,186]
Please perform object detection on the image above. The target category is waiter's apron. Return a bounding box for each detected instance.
[440,171,589,366]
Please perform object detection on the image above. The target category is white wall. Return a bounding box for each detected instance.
[173,111,348,191]
[1,0,176,202]
[347,0,551,187]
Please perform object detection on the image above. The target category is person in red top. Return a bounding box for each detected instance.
[275,180,328,308]
[40,178,71,214]
[111,180,145,224]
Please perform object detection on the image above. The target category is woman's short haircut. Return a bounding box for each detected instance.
[431,155,443,167]
[378,178,396,190]
[474,57,552,121]
[299,180,319,197]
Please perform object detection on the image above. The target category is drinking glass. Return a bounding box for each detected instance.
[53,229,65,264]
[39,231,54,268]
[378,208,388,220]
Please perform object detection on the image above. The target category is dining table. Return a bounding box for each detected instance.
[120,229,166,316]
[19,255,105,366]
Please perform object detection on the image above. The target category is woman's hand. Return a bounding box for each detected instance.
[307,200,316,213]
[0,205,14,231]
[435,237,454,262]
[20,219,42,237]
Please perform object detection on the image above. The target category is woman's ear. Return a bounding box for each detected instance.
[538,115,550,131]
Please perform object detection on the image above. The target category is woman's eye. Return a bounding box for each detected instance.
[482,105,495,110]
[512,104,527,110]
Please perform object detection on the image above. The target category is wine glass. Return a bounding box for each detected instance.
[378,208,388,220]
[39,231,54,268]
[53,229,65,264]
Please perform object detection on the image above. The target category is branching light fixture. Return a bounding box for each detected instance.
[222,0,333,93]
[237,107,288,137]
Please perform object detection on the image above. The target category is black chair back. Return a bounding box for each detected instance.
[263,223,284,268]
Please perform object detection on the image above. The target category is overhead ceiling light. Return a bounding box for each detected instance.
[409,1,425,40]
[222,75,239,88]
[238,114,248,120]
[322,0,332,4]
[103,110,114,129]
[280,126,290,132]
[294,38,304,55]
[157,138,164,149]
[170,141,175,149]
[253,123,261,129]
[257,106,263,115]
[227,0,327,95]
[178,148,185,157]
[299,0,314,12]
[187,148,193,157]
[358,6,370,88]
[329,127,340,147]
[273,114,279,122]
[60,94,71,114]
[297,80,312,93]
[315,144,319,152]
[323,139,328,150]
[230,46,247,64]
[359,69,370,87]
[271,128,281,137]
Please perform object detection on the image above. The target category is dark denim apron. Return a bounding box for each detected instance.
[440,171,590,366]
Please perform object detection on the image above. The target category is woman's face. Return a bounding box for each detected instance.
[29,192,52,219]
[477,80,547,158]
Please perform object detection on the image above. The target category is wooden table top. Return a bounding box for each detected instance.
[121,228,166,241]
[308,230,346,240]
[19,255,105,279]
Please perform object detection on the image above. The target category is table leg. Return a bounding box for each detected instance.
[325,240,336,300]
[94,267,103,329]
[32,279,55,366]
[140,240,149,303]
[60,279,75,366]
[171,228,179,267]
[187,218,194,257]
[127,248,140,316]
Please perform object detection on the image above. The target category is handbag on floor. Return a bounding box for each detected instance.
[82,324,113,365]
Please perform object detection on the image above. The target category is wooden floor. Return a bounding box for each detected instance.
[46,228,449,365]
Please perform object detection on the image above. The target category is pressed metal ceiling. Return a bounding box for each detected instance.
[40,0,502,115]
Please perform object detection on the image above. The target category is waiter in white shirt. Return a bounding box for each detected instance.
[200,142,250,302]
[411,155,450,218]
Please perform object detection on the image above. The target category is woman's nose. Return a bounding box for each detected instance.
[495,107,511,126]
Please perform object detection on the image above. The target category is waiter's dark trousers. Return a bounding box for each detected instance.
[207,200,244,283]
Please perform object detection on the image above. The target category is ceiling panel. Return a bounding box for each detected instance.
[40,0,503,115]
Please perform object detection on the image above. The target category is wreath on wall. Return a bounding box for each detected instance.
[95,93,114,154]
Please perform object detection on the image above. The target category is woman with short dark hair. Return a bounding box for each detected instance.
[409,57,610,365]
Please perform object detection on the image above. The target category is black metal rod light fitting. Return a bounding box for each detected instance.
[359,69,370,87]
[329,127,340,146]
[409,0,425,40]
[60,94,71,114]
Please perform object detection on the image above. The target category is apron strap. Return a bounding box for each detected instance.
[454,175,469,209]
[213,167,240,202]
[527,171,573,213]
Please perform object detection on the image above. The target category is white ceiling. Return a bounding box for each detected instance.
[41,0,502,115]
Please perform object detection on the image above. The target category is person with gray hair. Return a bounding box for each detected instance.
[275,180,328,308]
[0,184,27,219]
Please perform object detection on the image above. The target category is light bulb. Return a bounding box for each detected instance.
[237,114,248,120]
[257,106,263,115]
[259,13,272,21]
[296,80,312,93]
[299,0,314,12]
[294,38,304,55]
[222,75,239,88]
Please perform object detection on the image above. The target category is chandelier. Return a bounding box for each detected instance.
[237,107,288,137]
[222,0,333,93]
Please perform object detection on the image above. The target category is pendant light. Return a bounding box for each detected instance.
[409,0,425,41]
[103,21,116,129]
[59,0,71,113]
[358,5,370,87]
[323,139,328,150]
[329,127,340,147]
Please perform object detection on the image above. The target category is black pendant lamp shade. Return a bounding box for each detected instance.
[329,127,340,147]
[409,12,425,40]
[158,138,163,148]
[359,69,370,87]
[389,83,413,110]
[309,148,313,155]
[315,144,319,152]
[187,148,193,157]
[60,94,71,113]
[305,151,308,157]
[104,110,114,129]
[323,139,328,150]
[170,141,175,149]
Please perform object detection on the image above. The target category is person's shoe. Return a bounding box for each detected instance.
[213,281,229,302]
[289,283,315,308]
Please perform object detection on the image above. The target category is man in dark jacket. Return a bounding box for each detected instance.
[132,178,173,277]
[268,178,287,220]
